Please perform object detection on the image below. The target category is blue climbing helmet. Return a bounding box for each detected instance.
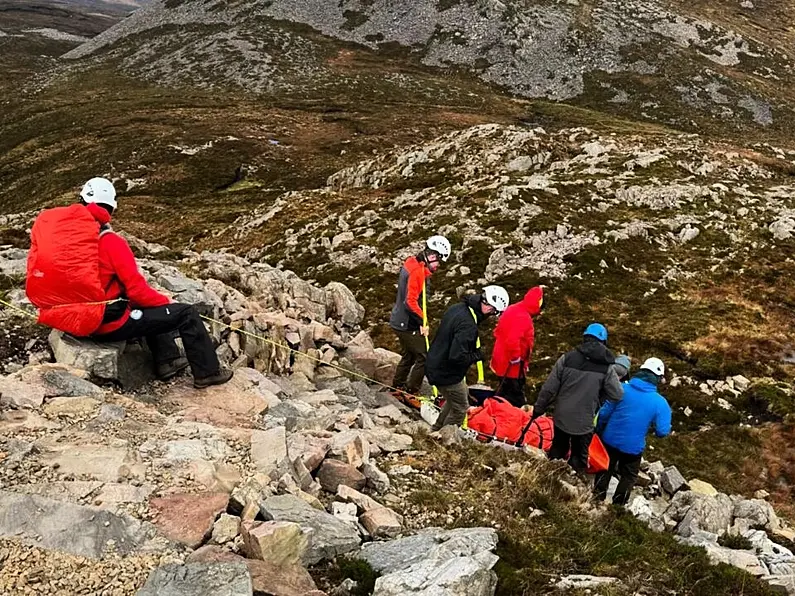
[583,322,608,342]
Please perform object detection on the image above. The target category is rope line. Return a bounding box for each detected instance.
[0,297,434,404]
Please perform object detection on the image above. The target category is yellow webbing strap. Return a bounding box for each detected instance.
[468,306,485,384]
[422,282,439,399]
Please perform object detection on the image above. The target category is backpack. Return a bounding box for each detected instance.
[26,205,108,337]
[467,396,554,450]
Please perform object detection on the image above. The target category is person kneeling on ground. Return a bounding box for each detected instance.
[33,178,232,389]
[489,286,544,408]
[532,323,623,473]
[388,235,451,405]
[593,357,672,505]
[426,286,509,431]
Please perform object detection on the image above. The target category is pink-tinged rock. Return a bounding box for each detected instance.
[150,492,229,548]
[359,507,403,538]
[316,460,366,493]
[241,520,307,567]
[187,545,326,596]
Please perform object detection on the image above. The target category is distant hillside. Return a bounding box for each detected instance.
[60,0,795,135]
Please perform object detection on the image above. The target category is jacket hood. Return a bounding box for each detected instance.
[404,255,431,278]
[522,286,544,316]
[628,376,658,392]
[631,370,660,388]
[577,338,614,364]
[85,202,112,225]
[462,293,486,322]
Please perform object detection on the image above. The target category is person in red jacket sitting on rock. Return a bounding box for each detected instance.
[81,178,232,388]
[489,286,544,408]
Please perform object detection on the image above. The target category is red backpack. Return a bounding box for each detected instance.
[467,397,554,450]
[26,205,107,337]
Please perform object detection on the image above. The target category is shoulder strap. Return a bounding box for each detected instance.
[467,307,484,383]
[99,223,114,237]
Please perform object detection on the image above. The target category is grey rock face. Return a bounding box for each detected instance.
[0,490,165,559]
[260,494,361,564]
[137,563,253,596]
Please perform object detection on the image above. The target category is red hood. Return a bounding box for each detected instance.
[404,255,431,278]
[522,286,543,316]
[85,202,112,226]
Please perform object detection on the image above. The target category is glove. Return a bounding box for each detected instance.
[472,348,484,364]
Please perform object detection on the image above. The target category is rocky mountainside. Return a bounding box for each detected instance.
[0,245,794,596]
[59,0,795,134]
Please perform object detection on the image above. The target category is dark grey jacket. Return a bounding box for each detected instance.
[533,339,623,435]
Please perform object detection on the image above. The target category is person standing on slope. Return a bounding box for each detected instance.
[389,235,451,406]
[532,323,623,473]
[427,286,510,431]
[593,357,672,505]
[27,178,233,389]
[489,286,544,408]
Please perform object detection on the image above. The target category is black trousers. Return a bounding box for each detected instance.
[93,303,220,379]
[498,376,526,408]
[593,443,642,505]
[548,426,593,473]
[392,330,427,394]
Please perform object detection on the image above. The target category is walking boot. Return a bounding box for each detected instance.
[194,367,234,389]
[156,356,189,381]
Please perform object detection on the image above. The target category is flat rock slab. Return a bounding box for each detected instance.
[136,562,253,596]
[0,410,61,431]
[372,556,498,596]
[38,443,136,483]
[0,490,164,559]
[150,492,229,549]
[260,494,361,565]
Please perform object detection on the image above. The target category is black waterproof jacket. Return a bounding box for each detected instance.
[533,339,623,435]
[426,294,485,387]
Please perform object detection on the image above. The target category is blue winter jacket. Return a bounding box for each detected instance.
[597,377,672,455]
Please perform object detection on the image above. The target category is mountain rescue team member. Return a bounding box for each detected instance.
[532,323,623,473]
[427,286,510,431]
[389,235,451,405]
[489,286,544,408]
[79,178,232,388]
[594,357,672,505]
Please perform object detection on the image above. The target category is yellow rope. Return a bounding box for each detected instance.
[0,297,433,403]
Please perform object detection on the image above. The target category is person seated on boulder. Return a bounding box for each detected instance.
[426,286,509,432]
[532,323,623,473]
[489,286,544,408]
[388,235,451,407]
[593,357,672,505]
[29,177,232,389]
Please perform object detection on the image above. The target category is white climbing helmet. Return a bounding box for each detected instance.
[426,235,451,262]
[640,357,665,377]
[483,285,510,313]
[80,177,117,210]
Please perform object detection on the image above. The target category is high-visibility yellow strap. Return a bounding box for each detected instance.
[468,307,485,384]
[422,282,438,398]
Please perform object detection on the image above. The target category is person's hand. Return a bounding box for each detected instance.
[420,326,430,337]
[521,404,534,413]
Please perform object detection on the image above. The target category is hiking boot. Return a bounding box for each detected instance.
[156,357,189,381]
[193,367,234,389]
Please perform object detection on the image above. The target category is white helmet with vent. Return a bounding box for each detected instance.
[80,177,117,209]
[483,285,510,313]
[426,235,451,262]
[640,357,665,377]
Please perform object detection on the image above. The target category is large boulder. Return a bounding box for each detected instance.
[49,330,155,390]
[149,492,229,548]
[0,490,165,558]
[324,282,364,326]
[358,527,499,596]
[136,563,253,596]
[260,494,361,564]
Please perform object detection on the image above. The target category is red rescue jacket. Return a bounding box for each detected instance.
[90,204,170,335]
[490,286,543,378]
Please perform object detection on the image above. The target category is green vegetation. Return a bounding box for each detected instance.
[396,434,778,595]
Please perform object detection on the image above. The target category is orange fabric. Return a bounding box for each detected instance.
[27,204,108,336]
[490,286,543,378]
[587,434,610,474]
[467,397,554,450]
[403,256,431,322]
